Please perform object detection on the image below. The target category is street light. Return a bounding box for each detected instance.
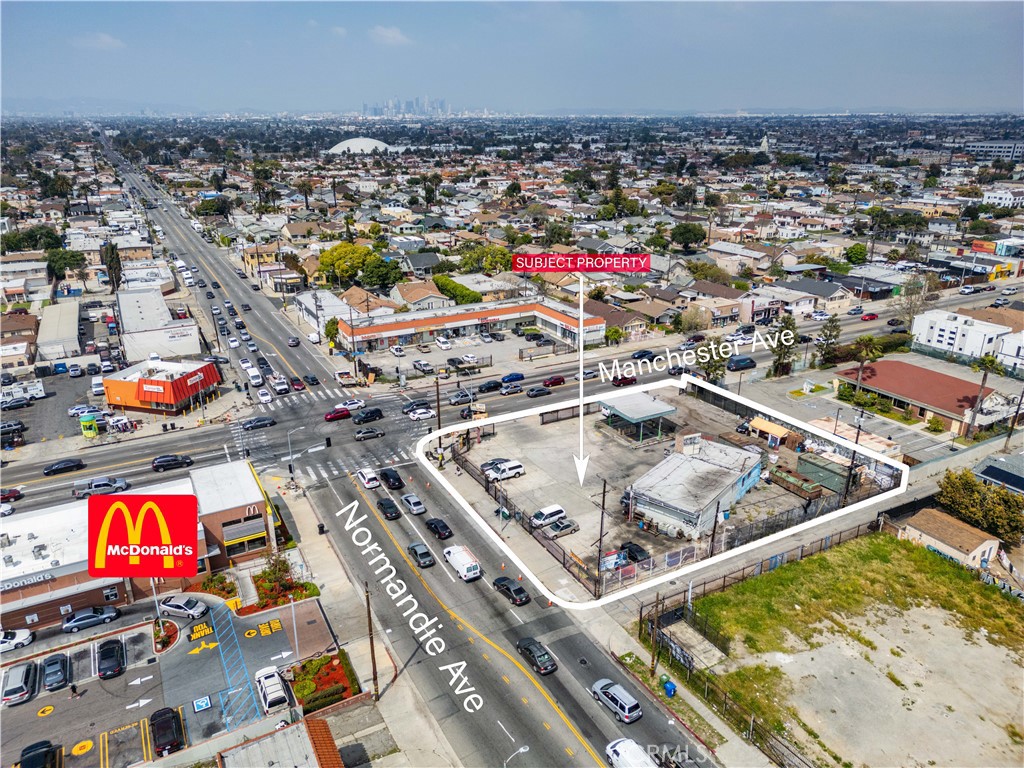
[503,746,529,768]
[287,426,306,479]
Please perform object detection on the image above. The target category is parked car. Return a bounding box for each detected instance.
[0,398,31,411]
[62,606,121,633]
[354,428,385,441]
[545,518,580,539]
[847,306,864,315]
[493,576,530,605]
[150,707,186,756]
[158,595,208,619]
[462,353,478,364]
[619,541,651,565]
[43,458,86,476]
[151,454,193,472]
[536,338,555,347]
[479,458,511,473]
[425,518,453,540]
[0,629,34,653]
[377,498,401,520]
[516,637,557,675]
[97,638,126,679]
[41,654,69,691]
[407,542,435,568]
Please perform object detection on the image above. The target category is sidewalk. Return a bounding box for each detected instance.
[266,479,462,768]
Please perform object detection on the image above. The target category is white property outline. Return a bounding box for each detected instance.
[414,374,910,610]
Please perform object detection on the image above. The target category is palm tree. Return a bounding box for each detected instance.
[850,335,882,394]
[966,354,1005,438]
[330,178,339,208]
[252,178,268,207]
[295,179,314,210]
[52,174,73,200]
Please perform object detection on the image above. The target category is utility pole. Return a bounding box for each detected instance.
[840,409,865,506]
[596,479,608,598]
[348,302,358,379]
[365,582,380,701]
[649,592,661,677]
[434,377,443,455]
[1003,385,1024,453]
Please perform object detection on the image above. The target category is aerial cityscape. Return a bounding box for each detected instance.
[0,3,1022,768]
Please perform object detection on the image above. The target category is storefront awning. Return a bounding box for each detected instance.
[749,416,790,439]
[223,518,268,545]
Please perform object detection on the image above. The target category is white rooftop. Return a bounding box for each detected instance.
[191,461,265,517]
[117,288,181,332]
[633,440,759,512]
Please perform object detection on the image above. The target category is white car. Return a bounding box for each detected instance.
[356,468,380,489]
[223,300,233,308]
[811,311,830,321]
[228,337,240,348]
[338,399,365,410]
[1001,286,1019,296]
[574,370,598,380]
[0,628,34,653]
[0,503,13,517]
[239,358,254,370]
[240,331,252,341]
[408,408,436,421]
[257,389,272,404]
[246,342,259,352]
[724,331,745,342]
[389,345,405,357]
[462,353,478,364]
[211,306,221,315]
[436,336,452,350]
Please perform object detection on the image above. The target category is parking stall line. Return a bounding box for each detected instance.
[178,704,190,749]
[140,716,152,762]
[100,731,110,768]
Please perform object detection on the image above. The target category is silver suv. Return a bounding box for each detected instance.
[591,678,643,723]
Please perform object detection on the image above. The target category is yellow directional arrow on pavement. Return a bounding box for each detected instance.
[187,640,220,655]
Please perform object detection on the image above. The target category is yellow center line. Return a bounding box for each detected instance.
[543,721,552,731]
[345,477,604,767]
[482,652,490,662]
[520,696,529,705]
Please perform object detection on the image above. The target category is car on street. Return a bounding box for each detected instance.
[500,382,523,396]
[992,298,1010,307]
[228,337,240,348]
[211,281,221,289]
[289,376,305,391]
[591,678,643,723]
[545,518,580,539]
[448,389,477,406]
[339,398,365,410]
[62,606,121,633]
[677,341,697,351]
[516,637,557,675]
[203,355,230,364]
[574,369,598,380]
[241,417,275,430]
[493,576,530,605]
[724,331,745,342]
[205,291,215,299]
[150,707,186,756]
[97,638,126,679]
[611,375,637,387]
[0,503,13,517]
[847,306,864,315]
[886,318,903,326]
[542,375,565,387]
[41,653,68,691]
[380,468,405,490]
[811,311,831,321]
[526,386,551,398]
[250,283,261,291]
[501,372,525,383]
[356,468,380,490]
[408,408,436,421]
[402,399,432,414]
[478,380,502,393]
[377,498,401,520]
[324,407,351,422]
[257,389,272,404]
[287,337,301,347]
[407,542,435,568]
[151,454,194,472]
[211,306,221,315]
[401,493,426,515]
[425,518,453,540]
[0,629,34,653]
[1001,286,1019,295]
[1,488,23,503]
[245,340,258,351]
[352,408,383,425]
[302,374,320,386]
[619,541,651,565]
[43,458,86,476]
[861,313,879,321]
[632,349,657,360]
[159,595,208,619]
[354,427,385,442]
[241,303,252,311]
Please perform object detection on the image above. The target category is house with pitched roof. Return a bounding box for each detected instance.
[390,280,455,311]
[899,508,999,568]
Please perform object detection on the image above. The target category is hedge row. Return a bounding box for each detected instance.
[433,274,483,305]
[302,683,348,714]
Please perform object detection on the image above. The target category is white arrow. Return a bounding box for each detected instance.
[572,274,590,486]
[126,698,153,710]
[129,675,153,686]
[271,651,293,660]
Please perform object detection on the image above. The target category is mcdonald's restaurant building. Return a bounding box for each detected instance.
[0,461,281,631]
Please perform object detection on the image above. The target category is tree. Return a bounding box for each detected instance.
[605,326,624,346]
[324,317,339,346]
[295,179,314,210]
[670,223,707,251]
[317,242,373,286]
[849,335,882,394]
[966,354,1004,437]
[100,242,122,293]
[770,314,800,376]
[195,197,232,217]
[596,204,617,221]
[888,275,936,329]
[936,468,1024,543]
[52,174,73,200]
[587,286,606,302]
[457,244,510,274]
[361,254,404,293]
[433,274,482,305]
[44,248,86,281]
[923,176,938,188]
[645,232,669,251]
[503,181,521,199]
[815,314,842,366]
[684,260,732,286]
[696,336,727,384]
[844,243,868,264]
[541,222,572,247]
[674,185,696,207]
[703,191,723,208]
[2,224,62,253]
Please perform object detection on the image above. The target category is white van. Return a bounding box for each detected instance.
[443,545,481,582]
[246,369,264,387]
[605,739,659,768]
[485,460,526,481]
[530,504,567,529]
[91,376,105,396]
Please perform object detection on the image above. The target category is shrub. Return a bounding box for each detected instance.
[302,684,349,714]
[875,399,892,414]
[337,649,361,695]
[293,680,316,699]
[836,383,854,402]
[926,415,946,433]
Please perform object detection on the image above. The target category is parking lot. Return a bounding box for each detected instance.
[1,598,337,767]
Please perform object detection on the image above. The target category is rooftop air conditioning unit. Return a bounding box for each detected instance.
[0,533,10,548]
[50,560,60,567]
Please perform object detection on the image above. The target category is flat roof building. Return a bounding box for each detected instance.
[35,301,81,361]
[117,287,201,361]
[104,358,221,414]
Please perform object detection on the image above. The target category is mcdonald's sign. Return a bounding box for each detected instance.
[88,495,198,578]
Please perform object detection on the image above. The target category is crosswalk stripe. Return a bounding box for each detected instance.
[318,466,329,479]
[305,467,316,481]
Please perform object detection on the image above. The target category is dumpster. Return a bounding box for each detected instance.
[663,681,676,698]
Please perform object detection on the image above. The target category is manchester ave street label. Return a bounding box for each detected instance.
[88,495,199,578]
[511,253,651,273]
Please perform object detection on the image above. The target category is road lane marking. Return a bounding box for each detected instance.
[497,719,515,742]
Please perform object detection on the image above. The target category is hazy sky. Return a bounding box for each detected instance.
[2,1,1021,114]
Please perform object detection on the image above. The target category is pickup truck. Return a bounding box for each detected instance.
[72,476,130,499]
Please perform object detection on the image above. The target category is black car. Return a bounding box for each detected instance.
[798,334,813,344]
[535,338,555,347]
[234,320,245,330]
[152,454,194,472]
[632,349,657,361]
[211,281,221,289]
[380,468,405,490]
[620,541,651,565]
[425,518,453,540]
[478,380,502,393]
[377,498,401,520]
[42,653,70,691]
[353,428,385,441]
[241,303,252,312]
[526,387,551,398]
[241,417,275,431]
[490,331,506,341]
[736,421,751,435]
[250,283,260,291]
[493,576,530,605]
[352,407,383,425]
[0,372,13,386]
[86,363,101,375]
[18,742,59,768]
[886,318,903,326]
[667,366,686,376]
[524,332,542,341]
[256,356,270,368]
[206,291,215,299]
[43,458,85,476]
[512,326,526,337]
[302,374,320,386]
[150,707,186,756]
[204,355,230,364]
[196,280,207,288]
[407,542,435,568]
[446,357,463,368]
[97,638,126,679]
[516,637,557,675]
[402,399,432,414]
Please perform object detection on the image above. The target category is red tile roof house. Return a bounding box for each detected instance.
[834,360,1000,437]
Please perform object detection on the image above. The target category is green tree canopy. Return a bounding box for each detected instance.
[770,314,800,376]
[844,243,868,264]
[936,468,1024,543]
[670,223,707,250]
[361,254,404,293]
[2,225,62,253]
[684,260,732,286]
[815,314,842,366]
[45,248,86,281]
[318,242,373,286]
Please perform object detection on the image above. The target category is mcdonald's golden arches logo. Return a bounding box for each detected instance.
[88,495,198,577]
